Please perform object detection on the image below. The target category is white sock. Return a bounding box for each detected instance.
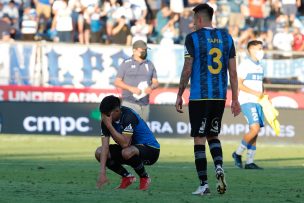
[246,149,256,164]
[236,140,247,155]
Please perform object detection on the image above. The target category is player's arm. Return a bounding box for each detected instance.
[151,78,159,90]
[102,114,132,148]
[96,136,109,188]
[238,78,263,98]
[178,57,193,97]
[228,41,241,117]
[176,34,194,113]
[145,64,159,94]
[228,58,238,101]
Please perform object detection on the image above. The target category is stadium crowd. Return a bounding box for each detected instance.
[0,0,303,51]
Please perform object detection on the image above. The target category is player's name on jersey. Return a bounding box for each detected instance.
[208,38,223,44]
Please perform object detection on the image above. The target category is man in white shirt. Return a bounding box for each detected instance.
[232,40,265,170]
[273,26,294,56]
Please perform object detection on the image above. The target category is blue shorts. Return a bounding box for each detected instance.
[241,103,264,127]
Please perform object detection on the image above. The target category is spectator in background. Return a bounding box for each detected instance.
[52,0,66,15]
[68,0,82,42]
[153,5,171,43]
[51,0,73,42]
[160,18,177,45]
[228,0,245,38]
[128,0,148,22]
[3,0,19,38]
[90,6,105,43]
[273,26,294,57]
[179,8,193,44]
[185,0,205,8]
[0,14,12,41]
[81,0,99,44]
[292,26,304,51]
[0,2,4,18]
[170,0,184,14]
[22,0,33,9]
[110,15,132,45]
[34,0,53,34]
[101,0,121,44]
[21,7,38,41]
[246,0,266,32]
[238,27,256,49]
[281,0,301,26]
[131,17,150,43]
[146,0,161,21]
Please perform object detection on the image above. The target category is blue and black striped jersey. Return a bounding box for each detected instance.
[184,28,236,100]
[101,106,160,149]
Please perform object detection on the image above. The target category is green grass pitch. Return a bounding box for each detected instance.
[0,135,303,203]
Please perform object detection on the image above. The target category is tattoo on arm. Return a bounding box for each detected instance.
[178,57,193,96]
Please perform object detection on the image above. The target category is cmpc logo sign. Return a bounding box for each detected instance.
[23,116,91,136]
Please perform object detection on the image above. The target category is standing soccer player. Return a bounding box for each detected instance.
[175,4,241,195]
[232,40,265,170]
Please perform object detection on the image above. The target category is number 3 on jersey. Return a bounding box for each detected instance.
[208,48,222,74]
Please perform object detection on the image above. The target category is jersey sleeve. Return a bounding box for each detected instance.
[116,60,127,79]
[184,34,194,58]
[100,122,111,137]
[229,39,236,59]
[121,112,139,136]
[151,62,157,79]
[237,61,247,79]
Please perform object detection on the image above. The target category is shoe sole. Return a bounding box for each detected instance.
[216,173,227,194]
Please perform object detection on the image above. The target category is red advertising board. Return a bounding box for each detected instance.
[1,85,303,109]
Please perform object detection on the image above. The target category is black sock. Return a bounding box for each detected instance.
[127,155,148,178]
[106,159,130,177]
[194,145,208,186]
[208,139,223,168]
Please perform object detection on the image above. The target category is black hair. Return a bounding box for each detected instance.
[99,95,121,114]
[247,40,263,50]
[192,3,214,21]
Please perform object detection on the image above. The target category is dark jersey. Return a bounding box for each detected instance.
[101,106,160,149]
[184,28,236,100]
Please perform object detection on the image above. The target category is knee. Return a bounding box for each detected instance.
[207,136,219,142]
[250,125,260,135]
[95,146,102,162]
[121,148,135,160]
[194,137,206,145]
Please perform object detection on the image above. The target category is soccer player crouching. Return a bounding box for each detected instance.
[95,95,160,190]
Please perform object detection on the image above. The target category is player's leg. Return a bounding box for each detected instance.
[125,144,160,190]
[121,146,152,190]
[206,100,226,194]
[244,104,264,169]
[233,103,261,168]
[95,145,136,189]
[208,136,226,194]
[189,100,210,195]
